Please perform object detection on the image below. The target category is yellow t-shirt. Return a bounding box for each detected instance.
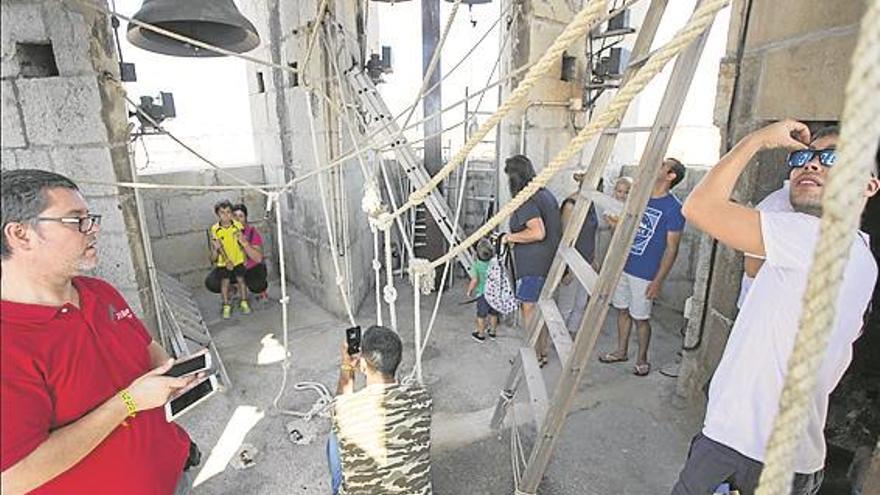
[210,221,246,267]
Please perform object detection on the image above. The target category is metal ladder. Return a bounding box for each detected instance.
[345,69,475,273]
[156,271,232,388]
[489,0,718,491]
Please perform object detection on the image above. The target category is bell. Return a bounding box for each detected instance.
[127,0,261,57]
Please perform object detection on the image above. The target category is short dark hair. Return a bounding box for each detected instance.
[214,200,233,215]
[810,125,839,144]
[1,169,79,259]
[361,325,402,377]
[504,155,537,195]
[666,158,686,189]
[232,203,248,218]
[476,238,494,261]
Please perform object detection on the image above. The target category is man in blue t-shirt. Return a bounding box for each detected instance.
[599,158,686,376]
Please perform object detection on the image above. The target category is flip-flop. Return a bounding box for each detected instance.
[633,363,651,376]
[598,352,629,364]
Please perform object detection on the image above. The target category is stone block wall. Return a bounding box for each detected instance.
[237,0,377,319]
[1,0,157,331]
[139,166,275,290]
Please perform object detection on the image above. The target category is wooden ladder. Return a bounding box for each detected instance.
[489,0,719,492]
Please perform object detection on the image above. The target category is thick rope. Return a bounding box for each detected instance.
[418,0,730,274]
[389,0,609,219]
[383,225,399,333]
[755,3,880,493]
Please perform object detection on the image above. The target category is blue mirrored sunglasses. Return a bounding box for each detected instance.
[787,148,836,168]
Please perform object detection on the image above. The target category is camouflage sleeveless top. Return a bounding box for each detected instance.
[332,383,432,494]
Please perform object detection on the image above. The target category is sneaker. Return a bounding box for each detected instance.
[471,331,486,343]
[222,304,232,320]
[487,329,497,340]
[240,300,252,315]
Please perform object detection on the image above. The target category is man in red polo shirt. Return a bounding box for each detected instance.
[1,169,197,494]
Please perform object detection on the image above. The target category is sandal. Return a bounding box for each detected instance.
[633,363,651,376]
[598,352,629,364]
[537,354,549,368]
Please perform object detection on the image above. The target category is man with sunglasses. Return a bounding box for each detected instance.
[671,121,879,495]
[1,170,198,494]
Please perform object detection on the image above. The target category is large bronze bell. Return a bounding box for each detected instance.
[126,0,260,57]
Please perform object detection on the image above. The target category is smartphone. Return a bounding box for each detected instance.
[164,349,212,378]
[165,374,218,422]
[346,326,362,355]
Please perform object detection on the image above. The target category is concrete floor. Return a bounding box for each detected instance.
[179,278,703,494]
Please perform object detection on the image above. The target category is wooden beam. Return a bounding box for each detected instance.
[559,247,598,295]
[519,348,549,425]
[538,299,573,366]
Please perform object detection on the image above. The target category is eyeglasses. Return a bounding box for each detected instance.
[787,148,837,168]
[34,214,102,233]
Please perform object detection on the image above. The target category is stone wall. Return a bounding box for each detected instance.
[238,0,377,319]
[677,0,869,399]
[1,0,157,331]
[138,166,274,290]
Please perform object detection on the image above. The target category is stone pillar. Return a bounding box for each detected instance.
[1,0,158,333]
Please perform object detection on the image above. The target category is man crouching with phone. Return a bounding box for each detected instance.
[1,170,199,494]
[327,325,433,494]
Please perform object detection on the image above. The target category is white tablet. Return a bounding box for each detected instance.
[165,374,218,422]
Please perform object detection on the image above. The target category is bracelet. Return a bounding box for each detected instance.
[340,364,355,373]
[119,389,137,418]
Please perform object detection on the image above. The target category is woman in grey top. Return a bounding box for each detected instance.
[502,155,562,366]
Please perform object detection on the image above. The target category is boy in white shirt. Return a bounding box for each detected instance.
[671,121,879,495]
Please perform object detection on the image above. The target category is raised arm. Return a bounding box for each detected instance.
[682,120,810,256]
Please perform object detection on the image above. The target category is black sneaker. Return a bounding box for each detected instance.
[471,331,486,342]
[487,329,497,340]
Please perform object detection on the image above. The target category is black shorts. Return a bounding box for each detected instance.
[476,295,499,318]
[205,264,267,294]
[218,264,246,280]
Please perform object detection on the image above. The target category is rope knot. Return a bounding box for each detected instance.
[335,275,345,287]
[372,212,395,232]
[408,258,435,295]
[383,285,398,304]
[408,189,428,205]
[372,259,382,271]
[361,182,385,218]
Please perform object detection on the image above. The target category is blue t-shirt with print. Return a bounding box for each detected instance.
[624,194,685,281]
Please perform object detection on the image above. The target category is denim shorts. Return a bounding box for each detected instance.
[476,295,499,318]
[515,276,546,303]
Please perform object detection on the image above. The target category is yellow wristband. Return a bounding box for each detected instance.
[119,390,137,418]
[340,364,355,373]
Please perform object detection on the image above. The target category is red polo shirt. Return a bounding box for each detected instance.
[1,276,190,494]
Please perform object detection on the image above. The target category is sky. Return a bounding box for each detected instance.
[117,0,729,175]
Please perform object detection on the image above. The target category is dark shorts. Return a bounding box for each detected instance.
[218,263,246,280]
[671,433,824,495]
[515,276,546,303]
[476,295,499,318]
